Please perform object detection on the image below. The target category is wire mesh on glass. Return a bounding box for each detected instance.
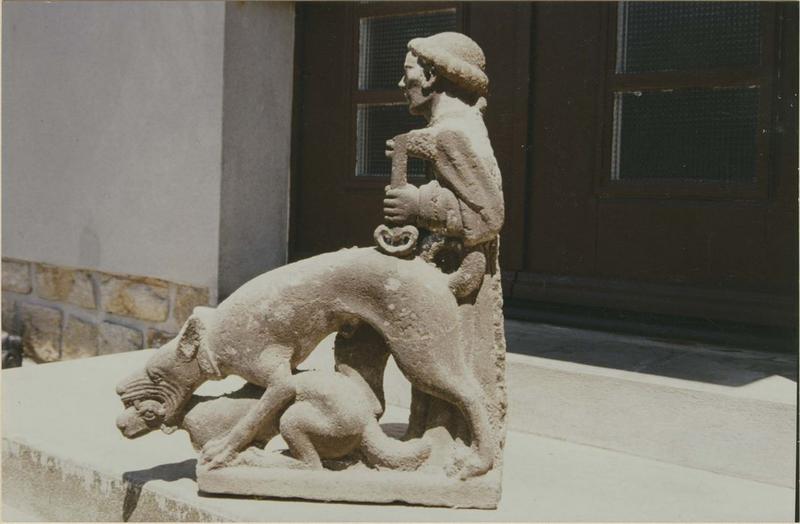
[611,87,759,182]
[359,9,457,90]
[616,2,761,73]
[356,104,427,177]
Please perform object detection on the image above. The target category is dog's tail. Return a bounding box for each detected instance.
[359,418,431,471]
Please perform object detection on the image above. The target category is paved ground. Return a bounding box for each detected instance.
[4,320,797,521]
[7,418,793,522]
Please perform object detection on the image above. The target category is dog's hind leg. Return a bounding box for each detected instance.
[279,402,325,469]
[450,380,495,480]
[393,349,495,479]
[431,377,495,480]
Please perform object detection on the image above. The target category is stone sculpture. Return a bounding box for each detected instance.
[115,32,506,508]
[119,372,431,472]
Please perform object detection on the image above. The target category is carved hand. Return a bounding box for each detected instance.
[200,430,244,469]
[385,138,396,159]
[383,184,420,225]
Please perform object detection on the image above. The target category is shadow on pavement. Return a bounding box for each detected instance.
[122,459,197,521]
[504,320,797,387]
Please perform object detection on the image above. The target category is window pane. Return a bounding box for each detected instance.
[611,88,759,182]
[359,9,457,90]
[616,2,761,73]
[356,104,427,177]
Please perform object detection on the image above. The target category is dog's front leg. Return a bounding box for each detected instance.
[200,353,295,469]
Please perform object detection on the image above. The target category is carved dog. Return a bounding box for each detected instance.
[116,247,494,479]
[117,368,431,471]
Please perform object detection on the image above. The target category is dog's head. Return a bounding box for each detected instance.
[115,309,215,438]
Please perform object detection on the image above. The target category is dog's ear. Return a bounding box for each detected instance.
[176,307,212,362]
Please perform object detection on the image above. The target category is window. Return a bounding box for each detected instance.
[602,2,775,198]
[355,104,429,178]
[611,88,759,183]
[351,4,461,180]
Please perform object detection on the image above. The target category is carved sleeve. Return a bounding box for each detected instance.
[417,180,464,237]
[416,129,504,246]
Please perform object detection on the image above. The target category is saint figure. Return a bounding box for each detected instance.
[382,32,507,470]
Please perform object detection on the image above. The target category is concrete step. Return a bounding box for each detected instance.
[305,320,796,488]
[2,351,793,521]
[503,320,796,488]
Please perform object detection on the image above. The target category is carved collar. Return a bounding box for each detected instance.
[196,345,223,380]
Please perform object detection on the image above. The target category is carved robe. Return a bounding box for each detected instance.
[403,107,507,468]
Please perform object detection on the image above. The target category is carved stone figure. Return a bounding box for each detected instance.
[118,370,431,472]
[380,31,507,476]
[115,32,506,508]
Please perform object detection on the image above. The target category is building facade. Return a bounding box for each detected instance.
[3,2,797,362]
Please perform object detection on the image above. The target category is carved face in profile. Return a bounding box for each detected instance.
[399,51,435,116]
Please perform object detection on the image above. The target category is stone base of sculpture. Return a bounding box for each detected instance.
[198,464,501,508]
[188,381,501,507]
[188,390,501,508]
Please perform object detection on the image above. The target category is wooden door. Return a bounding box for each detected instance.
[512,3,797,327]
[290,2,797,328]
[289,2,531,277]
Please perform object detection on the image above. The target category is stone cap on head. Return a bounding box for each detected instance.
[408,32,488,97]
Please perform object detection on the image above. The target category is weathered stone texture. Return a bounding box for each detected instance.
[173,285,210,325]
[100,275,169,322]
[62,316,99,360]
[19,304,61,362]
[2,298,17,333]
[99,322,142,355]
[2,259,31,294]
[147,329,177,349]
[36,265,96,309]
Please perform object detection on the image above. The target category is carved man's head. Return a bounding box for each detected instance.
[399,32,488,115]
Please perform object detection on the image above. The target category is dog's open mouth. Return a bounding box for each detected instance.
[116,406,152,438]
[116,392,171,439]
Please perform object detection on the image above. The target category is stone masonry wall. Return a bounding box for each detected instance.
[2,258,214,363]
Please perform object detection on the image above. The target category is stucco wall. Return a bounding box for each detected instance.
[218,2,295,298]
[2,1,226,290]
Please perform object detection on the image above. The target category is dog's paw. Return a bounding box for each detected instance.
[456,453,492,480]
[200,436,239,469]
